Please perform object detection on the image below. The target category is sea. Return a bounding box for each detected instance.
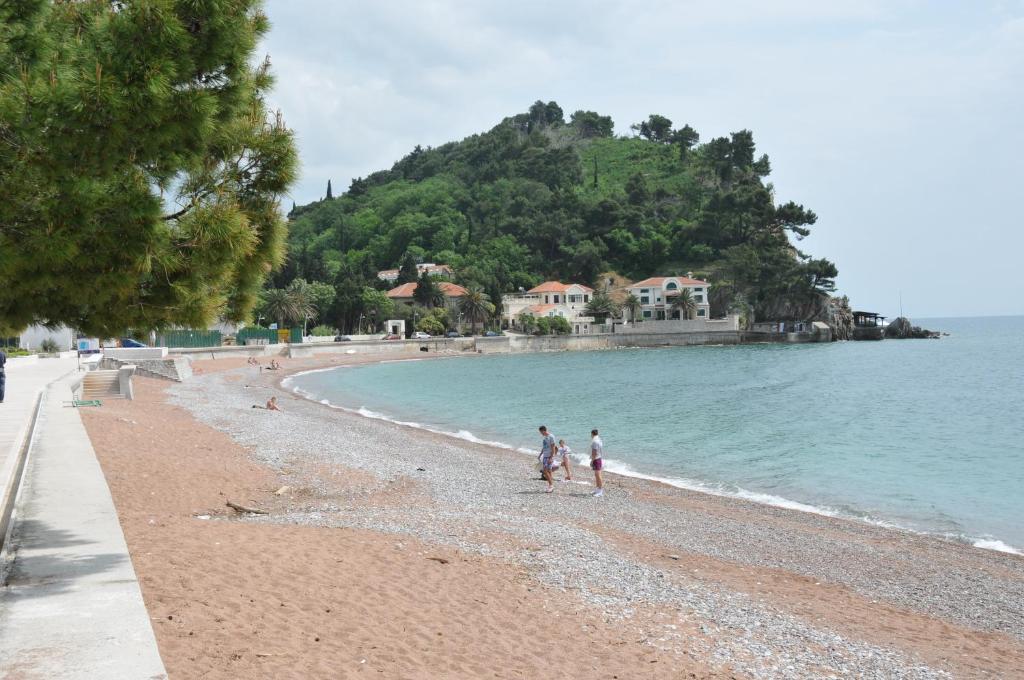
[285,316,1024,554]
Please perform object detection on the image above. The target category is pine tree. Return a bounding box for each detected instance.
[326,179,333,200]
[396,252,419,284]
[0,1,297,336]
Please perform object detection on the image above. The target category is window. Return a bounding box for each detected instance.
[544,295,549,304]
[641,288,649,294]
[553,294,560,303]
[698,309,706,317]
[694,295,704,303]
[694,287,703,293]
[584,294,590,302]
[666,281,678,290]
[641,296,649,304]
[643,310,652,318]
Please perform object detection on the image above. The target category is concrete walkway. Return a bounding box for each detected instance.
[0,369,167,679]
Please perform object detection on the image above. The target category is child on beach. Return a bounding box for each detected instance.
[538,425,557,493]
[557,439,573,481]
[590,429,604,497]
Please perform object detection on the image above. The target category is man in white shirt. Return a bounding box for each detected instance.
[538,425,557,493]
[590,429,604,497]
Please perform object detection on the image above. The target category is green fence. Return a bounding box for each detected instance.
[158,329,222,348]
[236,327,303,345]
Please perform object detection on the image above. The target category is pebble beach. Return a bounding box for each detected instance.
[83,353,1024,678]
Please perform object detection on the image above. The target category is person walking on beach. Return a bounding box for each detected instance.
[557,439,573,482]
[538,425,557,493]
[590,429,604,497]
[0,347,6,404]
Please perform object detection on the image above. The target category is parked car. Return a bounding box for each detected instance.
[445,331,460,338]
[383,334,401,340]
[120,337,148,348]
[483,330,502,337]
[412,331,431,340]
[334,335,352,342]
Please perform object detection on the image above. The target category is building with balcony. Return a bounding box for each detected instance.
[502,281,597,334]
[626,275,711,321]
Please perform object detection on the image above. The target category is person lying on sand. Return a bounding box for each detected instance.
[266,359,281,370]
[252,396,281,411]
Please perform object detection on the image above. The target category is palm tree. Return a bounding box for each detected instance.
[261,288,316,329]
[459,286,494,335]
[622,293,642,326]
[671,288,697,320]
[584,292,619,324]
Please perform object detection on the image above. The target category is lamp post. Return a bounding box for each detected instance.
[358,312,363,335]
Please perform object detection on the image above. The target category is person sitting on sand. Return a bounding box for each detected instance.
[556,439,573,482]
[267,359,281,370]
[590,429,604,497]
[538,425,557,493]
[247,356,260,366]
[266,396,281,411]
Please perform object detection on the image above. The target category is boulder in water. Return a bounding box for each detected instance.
[885,316,939,339]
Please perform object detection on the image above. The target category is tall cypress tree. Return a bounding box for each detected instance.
[396,252,419,284]
[0,1,297,336]
[326,179,333,200]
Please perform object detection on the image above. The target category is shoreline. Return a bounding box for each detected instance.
[83,352,1024,678]
[278,355,1022,557]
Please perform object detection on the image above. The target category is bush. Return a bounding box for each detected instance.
[310,325,337,336]
[416,316,446,336]
[549,316,572,335]
[40,337,60,353]
[534,317,551,335]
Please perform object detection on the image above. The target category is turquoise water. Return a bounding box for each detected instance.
[287,316,1024,552]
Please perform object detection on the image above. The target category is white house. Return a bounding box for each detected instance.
[627,275,711,321]
[502,281,597,334]
[377,263,453,283]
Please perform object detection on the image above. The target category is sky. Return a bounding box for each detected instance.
[260,1,1023,319]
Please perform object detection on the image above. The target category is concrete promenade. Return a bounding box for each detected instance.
[0,362,167,679]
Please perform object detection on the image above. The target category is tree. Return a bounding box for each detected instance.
[459,286,494,335]
[623,293,643,326]
[673,124,700,159]
[549,316,572,335]
[260,288,314,329]
[631,114,674,143]
[397,252,419,284]
[412,271,438,307]
[0,1,297,336]
[671,288,697,320]
[326,179,333,200]
[361,288,395,327]
[517,312,538,334]
[584,292,619,324]
[286,279,334,324]
[569,110,614,138]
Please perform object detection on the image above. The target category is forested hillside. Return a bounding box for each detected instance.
[272,101,839,332]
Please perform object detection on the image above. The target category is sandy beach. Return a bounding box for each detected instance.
[80,353,1024,679]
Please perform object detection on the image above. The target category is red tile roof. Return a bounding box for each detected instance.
[527,281,594,294]
[525,304,557,314]
[631,276,708,288]
[386,281,468,299]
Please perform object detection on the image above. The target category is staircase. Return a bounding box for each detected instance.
[81,370,123,401]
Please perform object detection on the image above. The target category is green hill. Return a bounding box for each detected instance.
[276,101,838,331]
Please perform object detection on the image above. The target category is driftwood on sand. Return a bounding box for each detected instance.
[226,500,268,515]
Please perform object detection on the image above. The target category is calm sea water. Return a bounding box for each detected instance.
[287,316,1024,553]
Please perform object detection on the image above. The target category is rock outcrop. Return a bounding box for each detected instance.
[884,317,939,339]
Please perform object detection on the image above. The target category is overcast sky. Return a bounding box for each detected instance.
[261,1,1022,319]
